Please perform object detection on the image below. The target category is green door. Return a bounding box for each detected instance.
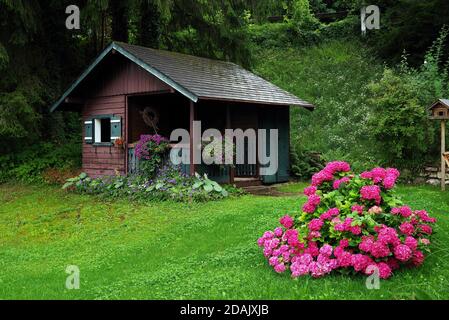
[259,106,290,184]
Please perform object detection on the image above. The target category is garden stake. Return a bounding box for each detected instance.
[441,120,446,191]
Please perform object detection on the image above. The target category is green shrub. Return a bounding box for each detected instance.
[247,16,358,51]
[288,0,321,31]
[290,145,325,179]
[318,15,359,40]
[253,40,383,171]
[367,69,435,172]
[366,27,449,172]
[0,91,41,142]
[248,23,297,49]
[253,26,449,176]
[0,140,81,183]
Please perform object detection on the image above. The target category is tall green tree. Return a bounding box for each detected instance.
[163,0,252,67]
[138,0,163,48]
[110,0,130,42]
[363,0,449,65]
[83,0,110,53]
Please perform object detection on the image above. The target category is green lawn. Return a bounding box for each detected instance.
[0,183,448,300]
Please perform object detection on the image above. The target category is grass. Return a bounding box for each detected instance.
[275,181,309,194]
[0,182,448,300]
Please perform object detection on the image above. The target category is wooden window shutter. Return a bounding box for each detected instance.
[84,119,93,144]
[110,116,122,141]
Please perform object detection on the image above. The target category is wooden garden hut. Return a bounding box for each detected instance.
[51,42,314,186]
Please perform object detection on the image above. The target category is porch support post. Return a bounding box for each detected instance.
[441,119,446,191]
[190,100,196,176]
[226,104,235,184]
[125,95,129,175]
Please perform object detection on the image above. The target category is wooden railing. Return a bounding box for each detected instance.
[235,164,257,177]
[127,143,190,176]
[127,144,242,183]
[128,144,140,174]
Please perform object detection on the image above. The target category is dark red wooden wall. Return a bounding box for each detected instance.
[80,55,170,177]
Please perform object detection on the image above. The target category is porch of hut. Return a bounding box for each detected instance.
[125,94,290,186]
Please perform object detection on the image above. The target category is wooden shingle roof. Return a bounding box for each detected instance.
[51,42,314,112]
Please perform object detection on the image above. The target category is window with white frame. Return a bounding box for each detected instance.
[84,115,121,145]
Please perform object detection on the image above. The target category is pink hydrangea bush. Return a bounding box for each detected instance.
[257,161,437,279]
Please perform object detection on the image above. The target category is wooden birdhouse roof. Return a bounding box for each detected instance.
[429,99,449,110]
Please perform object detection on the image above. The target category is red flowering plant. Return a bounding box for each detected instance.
[258,161,437,279]
[113,137,125,149]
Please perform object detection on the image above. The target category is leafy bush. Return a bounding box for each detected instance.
[290,145,325,179]
[42,167,82,185]
[258,161,437,279]
[63,164,239,202]
[309,0,357,14]
[288,0,321,31]
[318,15,359,40]
[0,91,41,142]
[248,23,307,49]
[135,134,170,178]
[367,69,435,172]
[0,140,81,183]
[254,40,383,170]
[247,16,358,52]
[367,27,449,172]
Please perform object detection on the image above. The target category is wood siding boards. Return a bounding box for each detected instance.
[79,57,178,178]
[84,57,171,98]
[81,95,126,177]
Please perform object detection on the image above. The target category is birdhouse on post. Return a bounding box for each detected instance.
[428,99,449,190]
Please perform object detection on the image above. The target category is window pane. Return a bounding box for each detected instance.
[101,118,111,142]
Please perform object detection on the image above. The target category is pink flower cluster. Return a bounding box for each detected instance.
[360,185,382,204]
[257,215,304,274]
[333,177,351,189]
[333,217,362,235]
[290,245,338,278]
[280,215,294,229]
[320,208,340,220]
[311,161,351,186]
[357,225,427,268]
[360,167,400,189]
[351,205,364,214]
[302,194,321,213]
[258,162,438,280]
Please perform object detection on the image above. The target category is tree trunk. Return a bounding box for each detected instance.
[138,0,161,48]
[110,0,129,42]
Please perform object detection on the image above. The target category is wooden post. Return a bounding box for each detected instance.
[125,96,129,175]
[189,101,196,176]
[441,120,446,191]
[226,104,235,184]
